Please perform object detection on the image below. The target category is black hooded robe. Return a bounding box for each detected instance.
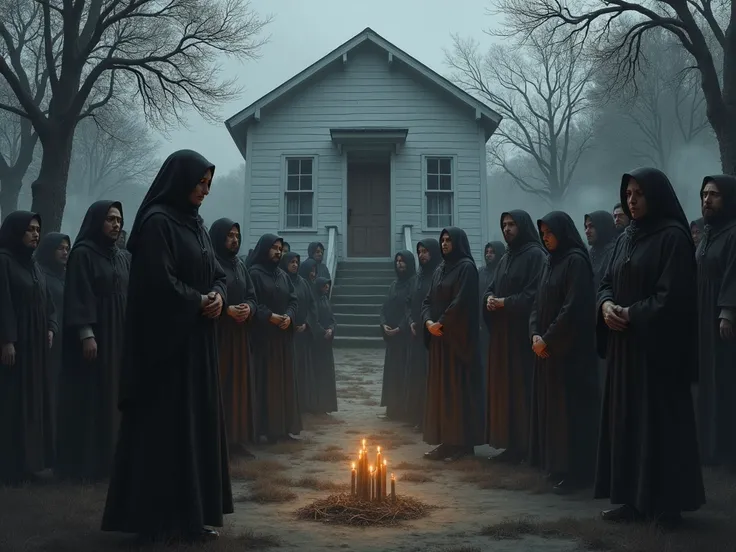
[249,234,302,438]
[528,212,600,483]
[594,167,704,518]
[421,227,483,448]
[312,276,338,413]
[478,241,505,397]
[0,211,56,482]
[307,241,331,280]
[696,175,736,467]
[484,210,547,457]
[296,257,321,413]
[210,218,258,449]
[380,250,416,420]
[56,200,130,481]
[34,232,69,448]
[102,150,233,536]
[585,211,618,291]
[404,238,442,428]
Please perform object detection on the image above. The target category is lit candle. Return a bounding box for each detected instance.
[382,459,387,497]
[376,446,382,471]
[390,473,396,502]
[370,466,375,501]
[356,452,362,496]
[375,461,382,502]
[351,463,356,496]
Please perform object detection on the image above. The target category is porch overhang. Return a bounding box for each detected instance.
[329,127,409,154]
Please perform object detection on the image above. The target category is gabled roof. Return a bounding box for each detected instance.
[225,27,502,158]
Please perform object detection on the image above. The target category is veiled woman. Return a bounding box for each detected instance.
[595,167,705,525]
[312,276,338,414]
[209,218,258,457]
[249,234,301,441]
[281,252,319,414]
[33,232,69,446]
[56,200,130,481]
[0,211,56,483]
[102,150,233,541]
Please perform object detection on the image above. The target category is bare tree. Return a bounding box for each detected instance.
[446,30,595,204]
[493,0,735,174]
[0,0,270,232]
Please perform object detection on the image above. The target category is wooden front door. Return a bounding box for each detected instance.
[347,161,391,257]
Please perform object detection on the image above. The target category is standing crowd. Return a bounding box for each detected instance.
[1,149,734,539]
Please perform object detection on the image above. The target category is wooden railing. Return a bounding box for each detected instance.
[325,225,338,299]
[402,224,418,270]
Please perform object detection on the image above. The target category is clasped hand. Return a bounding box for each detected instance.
[382,324,400,337]
[201,292,223,319]
[531,335,549,358]
[486,295,505,311]
[602,301,629,331]
[425,320,443,336]
[269,313,292,330]
[227,303,251,323]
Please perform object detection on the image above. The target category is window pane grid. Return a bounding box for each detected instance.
[425,156,453,228]
[285,156,315,229]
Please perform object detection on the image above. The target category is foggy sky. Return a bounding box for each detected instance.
[161,0,497,173]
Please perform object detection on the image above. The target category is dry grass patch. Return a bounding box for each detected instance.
[361,399,380,406]
[335,373,364,383]
[309,447,351,463]
[394,461,441,471]
[365,429,417,450]
[295,493,436,526]
[301,414,345,431]
[445,457,553,493]
[399,471,434,483]
[241,480,297,504]
[345,429,361,435]
[259,437,313,455]
[292,477,350,492]
[337,385,373,400]
[355,364,378,375]
[230,459,289,481]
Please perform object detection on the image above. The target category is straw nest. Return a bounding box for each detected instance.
[295,493,435,527]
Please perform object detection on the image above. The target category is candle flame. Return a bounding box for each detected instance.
[377,446,381,452]
[383,460,387,466]
[370,466,374,472]
[351,462,355,469]
[362,438,366,446]
[391,473,395,479]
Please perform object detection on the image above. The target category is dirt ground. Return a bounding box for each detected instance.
[2,348,735,552]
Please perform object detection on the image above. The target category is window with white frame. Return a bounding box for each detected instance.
[284,157,314,229]
[425,156,453,229]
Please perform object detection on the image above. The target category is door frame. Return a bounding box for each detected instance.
[341,149,395,261]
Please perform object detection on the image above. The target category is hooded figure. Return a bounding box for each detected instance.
[281,252,319,414]
[695,175,736,468]
[102,150,233,541]
[691,218,705,248]
[0,211,56,483]
[311,275,338,413]
[478,241,505,395]
[595,167,704,524]
[584,210,618,290]
[421,227,483,462]
[379,249,417,420]
[33,231,70,442]
[248,233,301,441]
[307,241,331,280]
[404,238,442,429]
[484,210,547,464]
[528,211,600,493]
[56,200,130,481]
[209,218,258,456]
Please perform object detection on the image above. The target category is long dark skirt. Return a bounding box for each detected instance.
[312,338,337,413]
[403,335,427,428]
[380,334,409,419]
[217,321,256,446]
[295,331,319,414]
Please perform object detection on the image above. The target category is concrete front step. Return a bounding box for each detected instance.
[338,260,394,269]
[339,323,382,338]
[331,303,382,315]
[337,268,396,280]
[333,336,385,349]
[336,276,395,287]
[335,312,380,326]
[333,284,391,296]
[331,294,384,306]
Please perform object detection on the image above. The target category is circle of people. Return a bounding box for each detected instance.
[1,150,734,540]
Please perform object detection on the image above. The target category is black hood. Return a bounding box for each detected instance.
[209,217,241,260]
[394,249,417,281]
[127,149,214,254]
[73,200,123,255]
[484,240,506,267]
[299,257,318,281]
[314,276,331,295]
[307,241,325,263]
[620,167,689,234]
[501,210,543,252]
[280,251,301,282]
[417,237,442,274]
[538,210,592,272]
[584,210,617,247]
[439,226,473,265]
[701,174,736,225]
[0,210,40,259]
[35,232,70,274]
[250,233,283,272]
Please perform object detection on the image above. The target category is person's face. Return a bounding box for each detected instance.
[625,179,647,220]
[691,225,702,245]
[309,267,316,281]
[395,255,406,273]
[23,217,41,249]
[484,245,495,264]
[189,169,212,206]
[417,244,430,265]
[313,246,323,262]
[103,206,122,241]
[321,282,330,294]
[56,239,70,265]
[613,206,629,229]
[440,233,452,255]
[225,226,240,253]
[502,215,518,244]
[584,217,597,245]
[701,181,723,219]
[288,257,299,274]
[268,241,283,263]
[539,222,558,252]
[282,243,290,254]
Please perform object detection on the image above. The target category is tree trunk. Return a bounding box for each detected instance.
[30,132,74,234]
[0,175,23,221]
[714,110,736,176]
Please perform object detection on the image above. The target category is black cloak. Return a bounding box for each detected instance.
[0,211,56,482]
[102,150,233,536]
[695,175,736,466]
[380,249,416,420]
[404,238,442,428]
[421,227,483,447]
[33,231,69,444]
[209,218,258,448]
[584,210,618,291]
[307,241,331,280]
[484,210,547,456]
[312,275,338,413]
[56,200,130,481]
[594,167,705,517]
[528,211,599,482]
[478,241,505,396]
[249,233,301,438]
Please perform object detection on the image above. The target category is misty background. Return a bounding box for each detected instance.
[0,0,722,248]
